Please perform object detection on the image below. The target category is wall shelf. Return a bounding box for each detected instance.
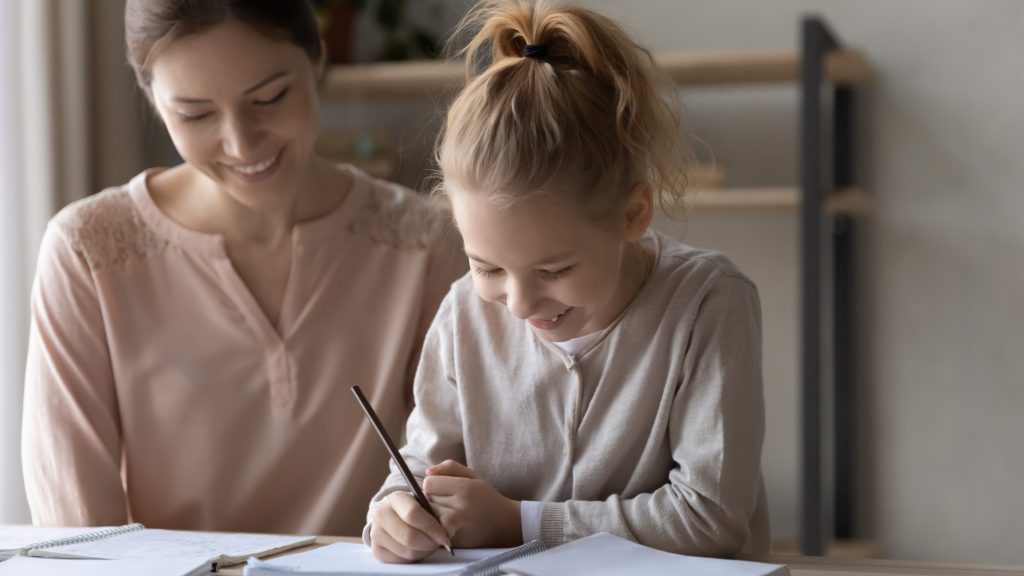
[689,187,870,215]
[321,48,874,98]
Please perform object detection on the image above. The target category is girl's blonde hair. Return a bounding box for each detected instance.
[436,0,690,218]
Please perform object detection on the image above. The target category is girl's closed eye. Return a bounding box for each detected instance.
[473,266,502,278]
[254,86,289,106]
[540,265,575,280]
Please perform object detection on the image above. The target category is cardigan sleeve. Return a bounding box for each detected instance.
[540,273,766,557]
[21,221,128,526]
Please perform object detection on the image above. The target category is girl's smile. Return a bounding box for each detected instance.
[450,184,652,342]
[527,306,574,331]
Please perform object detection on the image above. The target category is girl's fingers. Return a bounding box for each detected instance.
[423,474,471,497]
[426,459,478,479]
[371,522,432,563]
[388,492,453,549]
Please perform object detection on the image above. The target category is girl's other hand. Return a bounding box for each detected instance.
[424,460,523,548]
[369,491,453,563]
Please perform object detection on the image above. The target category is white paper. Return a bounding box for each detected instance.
[35,528,311,562]
[0,555,210,576]
[501,533,790,576]
[245,541,509,575]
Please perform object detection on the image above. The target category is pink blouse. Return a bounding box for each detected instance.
[22,165,465,535]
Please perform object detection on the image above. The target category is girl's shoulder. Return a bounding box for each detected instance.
[49,176,168,272]
[651,230,756,290]
[345,165,453,251]
[639,231,760,323]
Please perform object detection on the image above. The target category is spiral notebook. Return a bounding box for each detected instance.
[0,554,210,576]
[6,522,313,570]
[243,539,545,576]
[1,525,115,561]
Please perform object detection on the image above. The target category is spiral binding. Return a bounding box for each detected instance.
[24,523,145,551]
[459,539,546,576]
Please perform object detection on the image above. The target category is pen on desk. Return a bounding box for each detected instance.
[351,385,454,556]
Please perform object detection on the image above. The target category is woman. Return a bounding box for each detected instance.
[21,0,464,536]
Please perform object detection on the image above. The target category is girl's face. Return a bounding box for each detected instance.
[149,20,321,207]
[450,186,650,342]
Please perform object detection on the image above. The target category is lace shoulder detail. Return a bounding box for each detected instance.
[349,179,452,250]
[53,187,169,271]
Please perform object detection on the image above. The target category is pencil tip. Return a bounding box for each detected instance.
[445,543,454,556]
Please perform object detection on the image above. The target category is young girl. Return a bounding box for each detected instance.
[366,0,769,560]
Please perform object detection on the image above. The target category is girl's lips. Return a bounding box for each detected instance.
[527,307,573,331]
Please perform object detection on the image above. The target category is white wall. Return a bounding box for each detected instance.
[581,0,1024,565]
[0,0,31,526]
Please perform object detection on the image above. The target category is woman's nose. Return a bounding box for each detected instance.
[221,113,262,159]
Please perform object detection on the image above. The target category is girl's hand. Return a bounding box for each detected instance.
[369,491,453,563]
[424,460,523,548]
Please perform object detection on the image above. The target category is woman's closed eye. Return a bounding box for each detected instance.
[179,111,213,123]
[254,87,289,106]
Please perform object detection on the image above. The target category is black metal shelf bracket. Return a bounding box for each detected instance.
[800,15,860,556]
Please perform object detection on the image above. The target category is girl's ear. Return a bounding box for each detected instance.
[622,182,653,242]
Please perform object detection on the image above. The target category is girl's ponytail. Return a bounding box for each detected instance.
[438,0,690,216]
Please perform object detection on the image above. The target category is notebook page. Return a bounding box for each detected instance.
[31,528,313,565]
[244,541,507,575]
[501,533,790,576]
[0,555,209,576]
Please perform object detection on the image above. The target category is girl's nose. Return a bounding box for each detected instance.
[504,278,542,320]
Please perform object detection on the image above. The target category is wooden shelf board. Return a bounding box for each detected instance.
[659,49,875,86]
[770,537,880,559]
[687,187,871,216]
[322,49,874,97]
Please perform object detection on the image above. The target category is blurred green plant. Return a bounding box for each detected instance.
[313,0,445,62]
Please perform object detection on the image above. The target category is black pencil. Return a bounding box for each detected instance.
[351,385,454,556]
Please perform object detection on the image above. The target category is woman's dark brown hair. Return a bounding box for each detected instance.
[125,0,322,97]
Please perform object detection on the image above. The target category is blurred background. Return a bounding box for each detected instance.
[2,0,1023,565]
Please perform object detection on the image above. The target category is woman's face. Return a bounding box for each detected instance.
[148,20,321,208]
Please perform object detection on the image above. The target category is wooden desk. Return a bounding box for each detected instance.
[219,537,1024,576]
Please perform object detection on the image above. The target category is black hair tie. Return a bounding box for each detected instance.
[522,44,548,60]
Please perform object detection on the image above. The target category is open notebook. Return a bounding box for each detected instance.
[502,532,790,576]
[244,539,546,576]
[1,523,313,570]
[1,525,110,561]
[0,555,211,576]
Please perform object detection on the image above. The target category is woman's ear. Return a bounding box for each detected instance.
[623,182,653,241]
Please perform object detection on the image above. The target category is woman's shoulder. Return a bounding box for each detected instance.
[48,176,168,271]
[345,165,453,251]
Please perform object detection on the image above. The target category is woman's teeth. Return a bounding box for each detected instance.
[235,154,277,174]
